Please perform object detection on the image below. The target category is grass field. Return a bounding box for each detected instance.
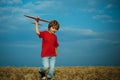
[0,66,120,80]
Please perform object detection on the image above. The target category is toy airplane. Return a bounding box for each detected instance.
[24,15,50,23]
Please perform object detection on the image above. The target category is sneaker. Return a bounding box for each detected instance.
[47,78,51,80]
[39,71,46,79]
[42,76,47,80]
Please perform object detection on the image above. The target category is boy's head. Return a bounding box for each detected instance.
[48,20,60,31]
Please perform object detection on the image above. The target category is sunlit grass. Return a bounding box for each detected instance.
[0,66,120,80]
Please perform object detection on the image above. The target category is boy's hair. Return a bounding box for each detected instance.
[48,20,60,30]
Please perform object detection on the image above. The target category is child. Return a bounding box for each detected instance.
[34,20,60,80]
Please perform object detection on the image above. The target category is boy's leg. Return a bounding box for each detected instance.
[47,57,56,79]
[39,57,49,79]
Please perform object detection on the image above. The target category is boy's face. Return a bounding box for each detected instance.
[49,26,57,34]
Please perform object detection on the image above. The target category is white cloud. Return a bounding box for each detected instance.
[61,27,97,36]
[0,0,23,4]
[0,0,61,16]
[23,1,61,11]
[92,15,120,24]
[0,42,40,48]
[35,1,56,10]
[60,26,120,45]
[93,15,112,19]
[11,43,39,48]
[81,8,104,14]
[106,4,113,9]
[104,20,120,23]
[0,29,9,34]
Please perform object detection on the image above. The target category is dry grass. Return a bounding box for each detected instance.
[0,66,120,80]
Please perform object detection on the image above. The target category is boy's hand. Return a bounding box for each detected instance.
[34,20,38,25]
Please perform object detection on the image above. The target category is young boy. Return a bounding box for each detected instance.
[34,20,59,80]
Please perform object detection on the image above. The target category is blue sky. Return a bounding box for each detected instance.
[0,0,120,66]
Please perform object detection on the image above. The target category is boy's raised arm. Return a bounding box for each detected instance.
[35,20,40,35]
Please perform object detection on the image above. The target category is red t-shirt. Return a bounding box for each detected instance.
[39,31,59,57]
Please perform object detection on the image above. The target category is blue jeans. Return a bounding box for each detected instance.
[40,57,56,78]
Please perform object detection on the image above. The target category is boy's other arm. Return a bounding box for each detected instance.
[55,48,58,56]
[35,20,40,35]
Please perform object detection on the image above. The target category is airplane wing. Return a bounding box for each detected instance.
[24,15,36,19]
[39,18,49,23]
[24,15,49,23]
